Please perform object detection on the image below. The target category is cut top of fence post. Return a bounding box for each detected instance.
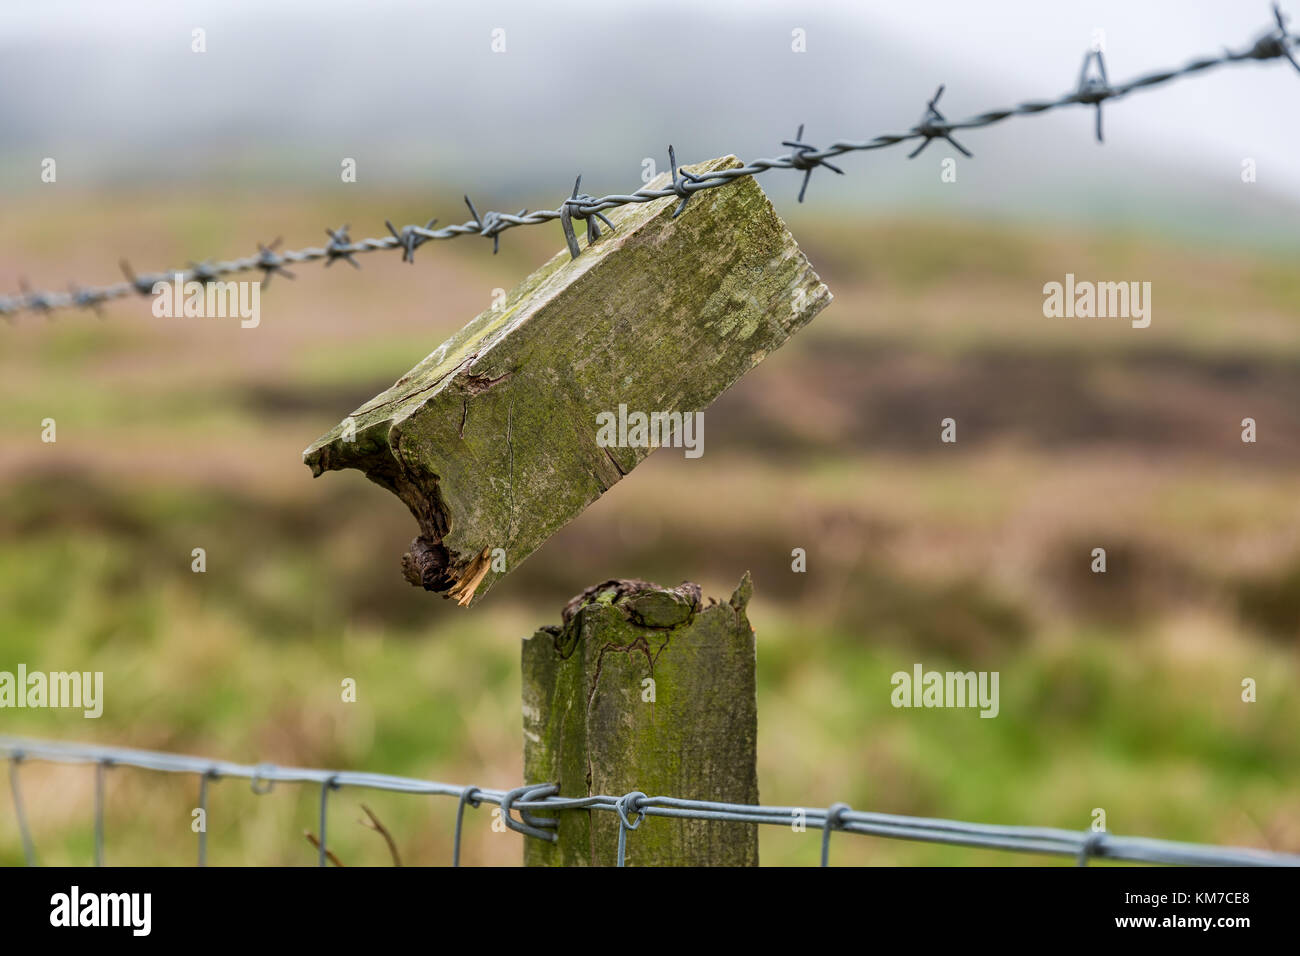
[521,574,760,866]
[302,156,831,606]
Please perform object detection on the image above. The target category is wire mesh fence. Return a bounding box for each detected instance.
[2,4,1298,320]
[3,736,1297,868]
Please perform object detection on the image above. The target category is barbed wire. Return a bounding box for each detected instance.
[2,736,1296,867]
[2,5,1298,322]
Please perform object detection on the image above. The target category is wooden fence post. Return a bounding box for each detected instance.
[303,156,829,607]
[521,575,759,866]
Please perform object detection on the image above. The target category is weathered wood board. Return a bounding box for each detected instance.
[303,156,830,605]
[521,575,759,866]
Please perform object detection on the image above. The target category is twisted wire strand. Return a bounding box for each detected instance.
[3,735,1296,867]
[2,9,1297,320]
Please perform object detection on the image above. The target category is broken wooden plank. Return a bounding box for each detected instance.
[521,575,759,866]
[302,156,831,606]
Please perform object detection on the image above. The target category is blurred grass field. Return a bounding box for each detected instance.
[1,188,1297,865]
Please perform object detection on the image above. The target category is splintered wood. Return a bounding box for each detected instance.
[303,156,831,606]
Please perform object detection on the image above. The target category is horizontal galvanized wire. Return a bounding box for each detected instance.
[2,735,1296,867]
[2,6,1298,320]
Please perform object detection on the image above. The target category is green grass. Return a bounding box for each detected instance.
[0,483,1294,866]
[1,197,1297,865]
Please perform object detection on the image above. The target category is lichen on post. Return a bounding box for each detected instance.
[302,157,830,606]
[521,574,759,866]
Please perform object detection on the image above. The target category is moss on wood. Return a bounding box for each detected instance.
[521,575,759,866]
[303,157,830,605]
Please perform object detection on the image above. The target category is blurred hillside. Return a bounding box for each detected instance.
[0,187,1297,865]
[5,0,1300,246]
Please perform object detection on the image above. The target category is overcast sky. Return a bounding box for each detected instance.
[2,0,1296,241]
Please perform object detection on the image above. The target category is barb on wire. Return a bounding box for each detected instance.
[256,238,295,284]
[120,259,160,296]
[3,6,1299,320]
[324,226,361,269]
[1267,1,1300,72]
[560,175,615,259]
[188,260,219,283]
[666,144,704,218]
[1077,48,1111,142]
[69,282,106,317]
[782,124,845,202]
[17,278,53,317]
[385,218,438,264]
[907,85,973,159]
[2,735,1297,867]
[464,196,526,254]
